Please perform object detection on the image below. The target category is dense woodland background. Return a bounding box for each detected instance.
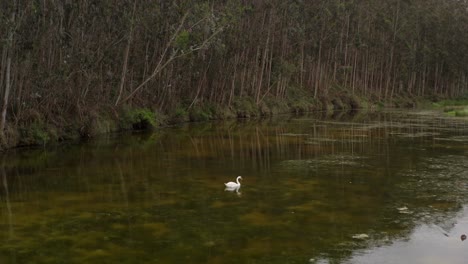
[1,0,468,145]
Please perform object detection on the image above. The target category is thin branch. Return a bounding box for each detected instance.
[114,0,137,106]
[118,23,224,105]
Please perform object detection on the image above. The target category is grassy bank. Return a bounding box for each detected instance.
[430,99,468,117]
[2,90,440,150]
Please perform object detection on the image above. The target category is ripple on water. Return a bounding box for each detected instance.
[434,136,468,142]
[281,154,369,170]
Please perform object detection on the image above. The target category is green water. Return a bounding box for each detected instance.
[1,110,468,264]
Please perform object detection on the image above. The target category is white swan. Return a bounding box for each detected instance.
[224,176,242,188]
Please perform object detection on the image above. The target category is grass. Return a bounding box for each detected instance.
[432,98,468,117]
[455,109,468,117]
[432,99,468,108]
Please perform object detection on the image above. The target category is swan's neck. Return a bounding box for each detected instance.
[236,177,241,185]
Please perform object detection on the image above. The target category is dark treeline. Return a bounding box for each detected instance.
[1,0,468,144]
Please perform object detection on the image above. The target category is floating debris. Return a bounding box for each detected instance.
[352,234,369,240]
[392,132,440,138]
[434,136,468,142]
[281,154,369,169]
[280,133,309,137]
[397,206,413,214]
[304,138,339,145]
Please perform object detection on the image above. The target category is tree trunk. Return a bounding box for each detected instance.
[0,3,16,138]
[114,0,136,106]
[0,56,11,136]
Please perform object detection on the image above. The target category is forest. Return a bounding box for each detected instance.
[1,0,468,147]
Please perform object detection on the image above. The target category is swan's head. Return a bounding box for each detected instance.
[237,176,242,181]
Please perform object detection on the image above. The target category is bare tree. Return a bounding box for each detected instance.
[116,12,224,106]
[0,1,16,140]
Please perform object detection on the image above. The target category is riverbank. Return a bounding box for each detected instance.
[0,91,447,151]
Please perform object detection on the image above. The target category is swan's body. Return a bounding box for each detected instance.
[224,176,242,188]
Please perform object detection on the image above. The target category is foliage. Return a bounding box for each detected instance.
[432,100,468,108]
[264,98,289,115]
[19,122,52,146]
[432,99,468,117]
[175,30,191,51]
[454,109,468,117]
[120,108,160,130]
[189,104,216,122]
[171,106,190,123]
[233,98,259,118]
[286,86,315,113]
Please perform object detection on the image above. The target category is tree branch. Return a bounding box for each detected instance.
[117,14,224,105]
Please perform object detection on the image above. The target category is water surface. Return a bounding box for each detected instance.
[1,109,467,263]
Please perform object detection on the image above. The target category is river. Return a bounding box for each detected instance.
[1,109,467,263]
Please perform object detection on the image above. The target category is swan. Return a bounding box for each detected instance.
[224,176,242,188]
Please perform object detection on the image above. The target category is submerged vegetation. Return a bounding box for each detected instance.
[1,0,468,148]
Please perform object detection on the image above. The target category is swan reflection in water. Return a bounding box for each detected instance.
[224,185,241,196]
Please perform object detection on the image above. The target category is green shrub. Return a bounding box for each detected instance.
[19,122,51,146]
[120,108,160,130]
[455,109,468,117]
[264,97,289,115]
[212,104,236,119]
[233,97,259,118]
[170,106,189,123]
[174,107,187,117]
[290,99,313,113]
[175,30,190,50]
[432,99,468,108]
[285,86,315,113]
[189,104,215,122]
[446,111,456,117]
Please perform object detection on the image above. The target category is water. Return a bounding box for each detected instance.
[0,109,467,263]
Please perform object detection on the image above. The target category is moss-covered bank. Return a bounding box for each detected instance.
[0,92,456,151]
